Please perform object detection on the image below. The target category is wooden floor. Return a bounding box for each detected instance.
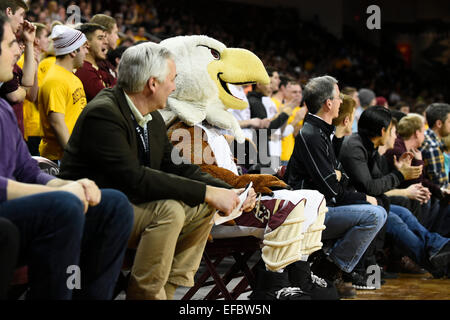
[350,272,450,300]
[170,251,450,300]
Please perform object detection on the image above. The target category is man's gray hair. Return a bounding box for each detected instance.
[303,75,338,114]
[117,42,174,93]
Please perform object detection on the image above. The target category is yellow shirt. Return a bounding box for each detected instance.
[38,64,87,160]
[18,56,56,140]
[133,35,148,42]
[280,106,304,162]
[272,97,304,162]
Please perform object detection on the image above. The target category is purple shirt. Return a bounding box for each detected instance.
[0,98,55,202]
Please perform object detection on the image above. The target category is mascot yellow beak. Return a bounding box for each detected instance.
[207,48,269,110]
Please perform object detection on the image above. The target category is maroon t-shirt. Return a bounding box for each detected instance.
[0,64,24,136]
[75,60,117,102]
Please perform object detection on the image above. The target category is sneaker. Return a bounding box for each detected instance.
[273,287,309,300]
[249,261,311,300]
[287,261,339,300]
[343,271,377,290]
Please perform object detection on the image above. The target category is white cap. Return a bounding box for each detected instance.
[50,25,87,56]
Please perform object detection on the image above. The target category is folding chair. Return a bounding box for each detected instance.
[182,236,262,300]
[8,157,59,299]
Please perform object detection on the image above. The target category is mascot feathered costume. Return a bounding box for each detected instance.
[159,35,336,300]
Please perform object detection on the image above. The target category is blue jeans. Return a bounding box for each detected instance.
[0,189,133,300]
[386,204,450,269]
[322,204,387,273]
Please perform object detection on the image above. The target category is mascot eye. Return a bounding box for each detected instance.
[210,49,220,60]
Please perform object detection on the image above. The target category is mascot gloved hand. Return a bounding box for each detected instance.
[159,35,336,300]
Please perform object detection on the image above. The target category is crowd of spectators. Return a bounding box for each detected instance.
[24,0,448,114]
[1,0,449,301]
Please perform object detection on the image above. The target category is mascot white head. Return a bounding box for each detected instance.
[159,35,269,143]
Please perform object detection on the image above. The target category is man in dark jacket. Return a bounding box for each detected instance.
[340,106,450,278]
[59,42,248,300]
[285,75,387,297]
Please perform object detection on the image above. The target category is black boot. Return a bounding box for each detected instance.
[249,261,311,300]
[287,261,339,300]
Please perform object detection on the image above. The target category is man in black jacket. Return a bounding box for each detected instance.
[59,42,251,300]
[285,75,387,297]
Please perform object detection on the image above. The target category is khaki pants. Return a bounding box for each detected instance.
[126,199,214,300]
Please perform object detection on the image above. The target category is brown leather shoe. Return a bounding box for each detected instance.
[334,277,356,299]
[400,256,427,274]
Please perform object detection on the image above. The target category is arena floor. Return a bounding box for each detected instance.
[170,254,450,300]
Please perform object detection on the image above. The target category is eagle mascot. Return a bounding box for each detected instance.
[158,35,337,300]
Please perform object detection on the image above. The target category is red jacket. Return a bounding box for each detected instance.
[75,61,117,102]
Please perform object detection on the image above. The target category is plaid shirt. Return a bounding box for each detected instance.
[420,128,448,188]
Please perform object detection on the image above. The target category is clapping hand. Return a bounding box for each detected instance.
[394,153,422,180]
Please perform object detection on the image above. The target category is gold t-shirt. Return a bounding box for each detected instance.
[38,64,86,160]
[18,55,56,139]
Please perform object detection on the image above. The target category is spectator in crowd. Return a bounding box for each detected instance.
[390,109,407,123]
[228,84,267,141]
[58,42,245,300]
[90,13,119,51]
[248,78,293,172]
[90,13,120,77]
[332,94,356,157]
[376,96,389,108]
[106,45,127,70]
[413,102,427,118]
[419,103,450,237]
[341,86,361,133]
[226,84,268,172]
[0,0,37,136]
[420,103,450,189]
[133,26,148,42]
[442,134,450,179]
[75,23,115,102]
[359,88,377,109]
[38,25,88,162]
[18,22,50,156]
[333,94,398,287]
[279,80,307,166]
[383,114,445,229]
[396,101,410,115]
[339,106,450,278]
[270,73,288,110]
[351,88,376,133]
[0,14,133,300]
[285,75,387,298]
